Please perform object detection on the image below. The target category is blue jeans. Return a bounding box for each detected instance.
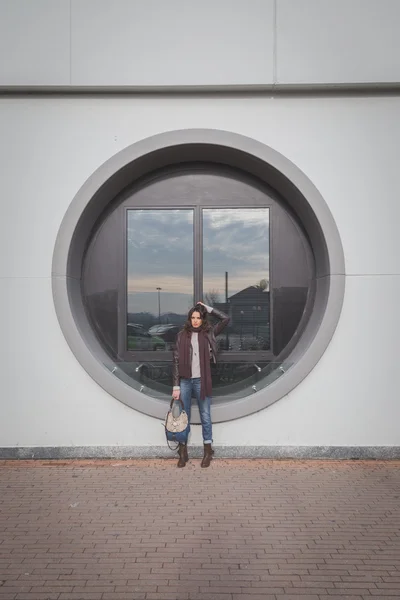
[180,377,212,444]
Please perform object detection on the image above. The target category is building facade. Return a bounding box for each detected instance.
[1,0,400,458]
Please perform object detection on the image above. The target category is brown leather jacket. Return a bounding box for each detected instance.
[172,306,230,387]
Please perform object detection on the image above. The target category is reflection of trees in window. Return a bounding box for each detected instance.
[204,289,220,307]
[255,278,269,291]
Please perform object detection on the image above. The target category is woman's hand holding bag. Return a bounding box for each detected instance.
[164,398,190,450]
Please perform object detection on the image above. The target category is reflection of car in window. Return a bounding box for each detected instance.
[149,324,180,343]
[127,324,166,351]
[148,325,164,335]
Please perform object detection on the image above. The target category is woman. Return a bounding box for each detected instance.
[172,301,230,468]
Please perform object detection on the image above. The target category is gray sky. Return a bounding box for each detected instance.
[127,208,269,315]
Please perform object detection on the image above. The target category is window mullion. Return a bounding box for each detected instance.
[194,205,203,304]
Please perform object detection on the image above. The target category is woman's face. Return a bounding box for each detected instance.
[191,310,202,329]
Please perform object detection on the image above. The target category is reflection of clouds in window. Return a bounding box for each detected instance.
[128,291,193,315]
[127,244,193,278]
[127,209,192,243]
[206,208,270,227]
[127,211,194,308]
[127,208,269,306]
[203,209,269,290]
[127,274,193,294]
[127,209,193,280]
[127,208,269,283]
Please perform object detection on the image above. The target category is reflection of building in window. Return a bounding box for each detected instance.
[127,324,166,351]
[214,285,270,351]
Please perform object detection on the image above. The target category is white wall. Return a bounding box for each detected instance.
[1,95,399,448]
[1,0,400,88]
[277,0,400,85]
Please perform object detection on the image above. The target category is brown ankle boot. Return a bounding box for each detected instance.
[201,443,213,468]
[177,443,187,468]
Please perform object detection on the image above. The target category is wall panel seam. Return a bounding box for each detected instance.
[273,0,277,87]
[69,0,72,85]
[345,273,400,277]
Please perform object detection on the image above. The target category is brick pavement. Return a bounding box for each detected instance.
[0,458,400,600]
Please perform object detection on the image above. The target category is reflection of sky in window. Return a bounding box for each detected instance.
[127,208,270,315]
[127,209,193,293]
[127,209,193,314]
[203,208,269,297]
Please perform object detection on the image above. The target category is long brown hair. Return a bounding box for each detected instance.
[183,304,210,333]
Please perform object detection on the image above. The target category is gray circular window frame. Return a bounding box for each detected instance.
[52,129,345,423]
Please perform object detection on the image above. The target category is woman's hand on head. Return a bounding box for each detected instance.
[196,301,205,307]
[172,389,180,400]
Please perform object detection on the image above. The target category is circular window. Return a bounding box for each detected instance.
[82,163,315,403]
[52,129,345,422]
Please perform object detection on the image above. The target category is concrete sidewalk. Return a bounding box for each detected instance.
[1,458,400,600]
